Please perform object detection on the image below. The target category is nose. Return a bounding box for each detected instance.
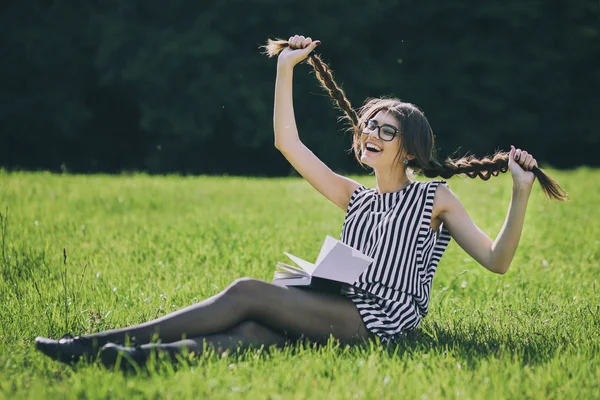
[362,126,377,137]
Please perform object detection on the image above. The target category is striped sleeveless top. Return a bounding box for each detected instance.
[339,180,452,339]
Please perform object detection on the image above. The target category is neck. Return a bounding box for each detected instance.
[374,169,412,194]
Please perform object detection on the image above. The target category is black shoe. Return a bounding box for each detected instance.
[99,343,147,371]
[35,334,99,365]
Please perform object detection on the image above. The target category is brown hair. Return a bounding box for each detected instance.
[262,39,567,201]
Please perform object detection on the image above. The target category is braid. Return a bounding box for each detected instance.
[306,54,358,127]
[261,38,359,127]
[262,38,567,202]
[422,152,509,180]
[419,151,568,201]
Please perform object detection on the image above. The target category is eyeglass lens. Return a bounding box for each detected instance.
[366,120,397,141]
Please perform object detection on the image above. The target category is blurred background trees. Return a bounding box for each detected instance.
[1,0,598,175]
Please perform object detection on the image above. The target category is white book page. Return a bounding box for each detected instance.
[351,248,374,263]
[283,252,317,275]
[312,242,373,284]
[315,235,338,266]
[276,262,308,277]
[274,271,298,279]
[272,275,311,287]
[337,240,374,264]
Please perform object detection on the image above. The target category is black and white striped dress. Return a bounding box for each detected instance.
[340,180,452,342]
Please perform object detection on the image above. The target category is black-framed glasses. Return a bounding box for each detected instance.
[364,119,399,141]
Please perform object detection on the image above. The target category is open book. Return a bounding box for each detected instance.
[272,235,373,294]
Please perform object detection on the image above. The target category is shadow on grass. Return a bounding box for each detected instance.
[379,321,563,366]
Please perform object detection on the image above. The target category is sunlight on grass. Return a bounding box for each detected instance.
[0,169,598,399]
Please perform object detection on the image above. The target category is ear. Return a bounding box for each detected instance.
[406,154,416,161]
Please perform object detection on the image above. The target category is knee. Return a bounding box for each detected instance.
[231,321,265,340]
[226,277,266,299]
[231,321,288,343]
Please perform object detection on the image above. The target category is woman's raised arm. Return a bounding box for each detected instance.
[268,35,360,211]
[436,146,539,274]
[272,35,320,149]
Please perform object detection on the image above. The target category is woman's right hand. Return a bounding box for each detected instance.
[277,35,321,69]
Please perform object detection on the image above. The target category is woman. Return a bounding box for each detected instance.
[36,35,566,368]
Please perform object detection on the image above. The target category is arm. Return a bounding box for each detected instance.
[273,35,361,211]
[273,64,299,149]
[435,146,538,274]
[436,183,531,274]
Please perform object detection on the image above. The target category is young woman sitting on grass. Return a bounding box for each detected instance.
[36,35,567,369]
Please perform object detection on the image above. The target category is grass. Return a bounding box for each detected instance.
[0,168,598,399]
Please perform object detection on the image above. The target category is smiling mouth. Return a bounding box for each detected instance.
[364,149,382,155]
[363,144,383,154]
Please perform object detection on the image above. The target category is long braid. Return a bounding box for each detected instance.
[421,152,510,180]
[306,54,359,127]
[420,152,567,200]
[261,38,568,201]
[261,39,358,127]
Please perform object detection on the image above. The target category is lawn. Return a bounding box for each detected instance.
[0,169,598,399]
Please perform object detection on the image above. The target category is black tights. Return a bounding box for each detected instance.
[85,278,374,357]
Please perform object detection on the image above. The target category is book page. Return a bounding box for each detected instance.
[283,252,317,275]
[276,262,309,277]
[311,242,373,284]
[272,275,311,287]
[315,235,338,266]
[351,248,374,263]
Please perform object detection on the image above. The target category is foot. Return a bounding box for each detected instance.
[35,334,99,365]
[99,343,148,371]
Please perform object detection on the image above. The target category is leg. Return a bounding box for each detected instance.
[99,321,291,368]
[37,277,375,364]
[238,279,375,344]
[86,277,373,346]
[84,278,258,346]
[154,320,291,355]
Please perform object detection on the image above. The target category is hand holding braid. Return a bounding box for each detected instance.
[275,35,321,69]
[262,36,359,127]
[261,36,568,201]
[508,145,537,187]
[420,150,567,200]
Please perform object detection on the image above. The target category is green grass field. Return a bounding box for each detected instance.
[0,169,598,399]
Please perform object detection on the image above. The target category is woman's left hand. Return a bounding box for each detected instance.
[508,145,537,187]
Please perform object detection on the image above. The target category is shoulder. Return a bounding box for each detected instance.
[351,184,371,198]
[428,180,462,216]
[427,180,462,218]
[420,180,451,200]
[346,183,372,209]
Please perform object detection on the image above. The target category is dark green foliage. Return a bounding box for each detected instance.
[1,0,598,174]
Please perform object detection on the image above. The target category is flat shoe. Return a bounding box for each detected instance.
[35,334,99,365]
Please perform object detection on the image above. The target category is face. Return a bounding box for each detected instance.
[360,110,403,170]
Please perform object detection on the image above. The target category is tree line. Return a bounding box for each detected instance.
[1,0,598,175]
